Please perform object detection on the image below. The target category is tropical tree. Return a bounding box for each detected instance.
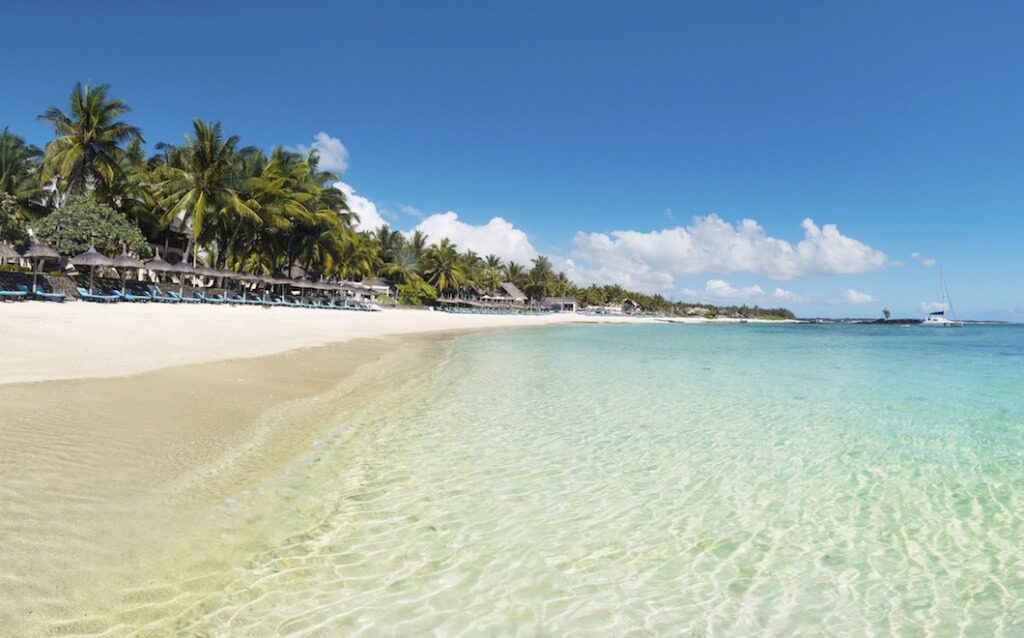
[482,254,504,293]
[0,127,47,219]
[381,245,422,286]
[331,230,379,280]
[504,261,527,290]
[408,229,428,261]
[0,193,29,243]
[156,119,260,265]
[34,194,147,256]
[423,238,465,295]
[38,83,143,201]
[374,224,405,264]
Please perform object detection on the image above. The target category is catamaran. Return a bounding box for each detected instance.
[922,266,964,327]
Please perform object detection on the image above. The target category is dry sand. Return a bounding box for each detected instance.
[0,303,661,385]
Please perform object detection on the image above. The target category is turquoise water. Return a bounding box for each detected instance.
[162,324,1024,635]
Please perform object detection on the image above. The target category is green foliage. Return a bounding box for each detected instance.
[397,278,438,305]
[7,81,802,320]
[0,127,47,217]
[34,194,147,256]
[38,83,143,199]
[0,192,30,243]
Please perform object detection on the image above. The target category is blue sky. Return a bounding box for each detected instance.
[3,1,1023,318]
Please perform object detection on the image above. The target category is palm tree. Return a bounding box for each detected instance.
[333,230,379,280]
[408,229,429,261]
[0,127,47,219]
[483,254,504,293]
[374,224,405,264]
[461,249,482,289]
[38,83,143,201]
[157,119,260,266]
[504,261,527,289]
[423,238,465,296]
[381,246,422,286]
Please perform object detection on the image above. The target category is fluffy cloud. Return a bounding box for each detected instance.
[334,181,387,232]
[571,216,888,290]
[294,132,350,173]
[399,204,423,218]
[831,289,878,304]
[770,287,809,303]
[680,279,807,304]
[911,251,938,267]
[412,212,538,264]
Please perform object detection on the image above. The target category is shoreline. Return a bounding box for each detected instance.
[0,331,451,634]
[0,304,665,386]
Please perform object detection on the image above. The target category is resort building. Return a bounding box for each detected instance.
[543,296,578,312]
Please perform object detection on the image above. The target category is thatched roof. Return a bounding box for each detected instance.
[71,247,112,267]
[22,243,59,259]
[362,277,390,288]
[145,254,174,272]
[0,243,20,260]
[499,281,527,301]
[113,252,145,269]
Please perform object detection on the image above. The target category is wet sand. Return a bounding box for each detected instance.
[0,334,445,636]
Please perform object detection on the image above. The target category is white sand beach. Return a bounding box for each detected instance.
[0,304,667,385]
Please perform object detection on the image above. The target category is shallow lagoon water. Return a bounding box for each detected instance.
[29,324,1024,635]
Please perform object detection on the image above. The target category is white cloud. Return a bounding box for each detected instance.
[294,132,350,173]
[399,204,424,218]
[570,215,888,291]
[679,279,806,304]
[921,301,947,312]
[771,288,808,303]
[334,181,387,232]
[830,289,878,304]
[412,212,538,264]
[911,251,938,268]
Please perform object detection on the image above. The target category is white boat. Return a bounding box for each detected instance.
[921,267,964,327]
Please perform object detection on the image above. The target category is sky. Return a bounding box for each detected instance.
[2,1,1023,319]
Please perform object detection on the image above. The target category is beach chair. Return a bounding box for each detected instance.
[77,286,119,302]
[0,284,28,300]
[192,291,223,303]
[151,287,179,303]
[122,289,152,302]
[19,284,65,302]
[168,291,196,303]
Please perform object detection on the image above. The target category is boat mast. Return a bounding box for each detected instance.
[940,265,956,320]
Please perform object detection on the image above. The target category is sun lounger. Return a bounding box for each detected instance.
[77,286,119,302]
[150,287,179,303]
[18,284,65,302]
[192,291,224,304]
[120,290,152,302]
[168,291,198,303]
[0,285,28,299]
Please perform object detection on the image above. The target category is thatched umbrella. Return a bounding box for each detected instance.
[112,252,145,293]
[145,253,173,283]
[192,266,221,295]
[229,271,258,301]
[0,242,19,263]
[71,246,113,294]
[169,260,194,296]
[22,243,60,292]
